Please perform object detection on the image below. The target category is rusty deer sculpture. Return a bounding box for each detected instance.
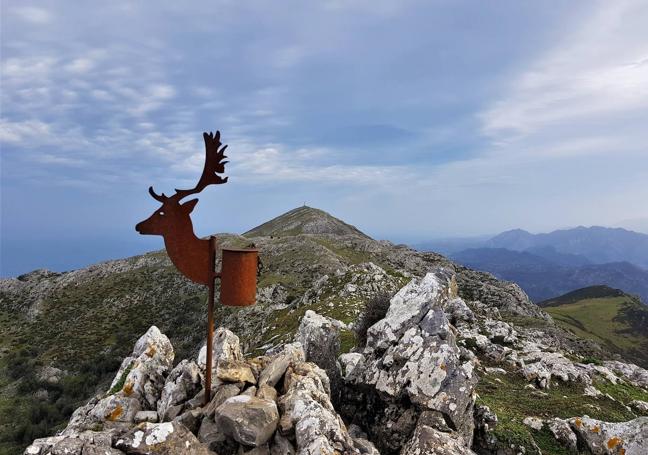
[135,131,228,285]
[136,130,258,404]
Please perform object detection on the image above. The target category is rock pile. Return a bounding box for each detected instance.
[24,323,377,455]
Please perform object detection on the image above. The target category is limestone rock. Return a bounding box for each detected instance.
[109,326,174,409]
[198,327,244,370]
[23,431,123,455]
[278,362,356,454]
[202,383,243,418]
[157,359,202,421]
[134,410,159,424]
[603,361,648,388]
[523,416,543,431]
[114,421,214,454]
[256,384,277,401]
[217,359,257,384]
[546,418,577,452]
[569,416,648,455]
[215,395,279,447]
[338,353,363,381]
[343,270,478,450]
[401,420,476,455]
[296,310,343,403]
[91,395,142,423]
[259,342,305,388]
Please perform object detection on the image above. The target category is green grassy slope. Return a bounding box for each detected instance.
[542,289,648,367]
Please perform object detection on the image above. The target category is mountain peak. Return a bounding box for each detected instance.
[243,205,370,238]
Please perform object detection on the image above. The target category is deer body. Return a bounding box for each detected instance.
[135,131,228,285]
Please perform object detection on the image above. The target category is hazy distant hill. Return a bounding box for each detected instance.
[540,286,648,367]
[451,248,648,303]
[487,226,648,269]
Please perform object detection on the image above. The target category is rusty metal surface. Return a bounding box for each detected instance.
[135,131,229,286]
[135,130,259,404]
[221,248,258,307]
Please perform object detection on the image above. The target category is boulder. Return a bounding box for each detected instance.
[256,384,277,402]
[202,383,243,418]
[198,327,243,370]
[259,342,305,388]
[296,310,344,403]
[215,395,279,447]
[401,419,476,455]
[217,359,256,384]
[338,353,363,381]
[523,416,543,431]
[157,359,202,421]
[278,362,356,454]
[569,416,648,455]
[90,395,142,423]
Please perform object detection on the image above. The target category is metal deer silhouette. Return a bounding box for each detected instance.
[135,131,228,285]
[136,130,258,404]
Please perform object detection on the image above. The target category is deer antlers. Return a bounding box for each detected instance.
[149,131,229,203]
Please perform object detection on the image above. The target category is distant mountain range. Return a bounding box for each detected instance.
[416,226,648,303]
[487,226,648,269]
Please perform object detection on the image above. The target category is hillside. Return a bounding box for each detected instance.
[451,247,648,303]
[2,206,648,454]
[540,286,648,368]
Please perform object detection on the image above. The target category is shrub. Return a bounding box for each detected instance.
[354,292,392,347]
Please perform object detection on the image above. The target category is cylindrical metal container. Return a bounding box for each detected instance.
[220,248,258,307]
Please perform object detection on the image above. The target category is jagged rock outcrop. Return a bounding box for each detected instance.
[24,324,362,455]
[341,269,479,454]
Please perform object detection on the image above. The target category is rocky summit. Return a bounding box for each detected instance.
[2,206,648,454]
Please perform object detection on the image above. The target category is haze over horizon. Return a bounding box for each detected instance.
[2,1,648,276]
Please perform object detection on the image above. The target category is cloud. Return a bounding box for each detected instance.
[11,6,53,24]
[480,0,648,159]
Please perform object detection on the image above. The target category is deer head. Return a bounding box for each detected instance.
[135,130,228,285]
[136,131,228,236]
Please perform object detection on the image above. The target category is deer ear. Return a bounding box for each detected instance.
[181,199,199,214]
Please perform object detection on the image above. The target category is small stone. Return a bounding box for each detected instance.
[217,359,256,384]
[134,410,159,423]
[523,416,543,431]
[256,384,277,402]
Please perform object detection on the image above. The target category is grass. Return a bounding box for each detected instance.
[108,362,133,395]
[544,296,648,367]
[476,368,637,454]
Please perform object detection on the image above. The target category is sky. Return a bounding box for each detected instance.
[1,0,647,276]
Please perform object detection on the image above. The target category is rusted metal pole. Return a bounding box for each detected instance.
[204,236,217,405]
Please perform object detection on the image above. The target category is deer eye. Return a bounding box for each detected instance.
[159,211,165,216]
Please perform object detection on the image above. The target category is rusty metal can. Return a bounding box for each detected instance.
[220,248,258,306]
